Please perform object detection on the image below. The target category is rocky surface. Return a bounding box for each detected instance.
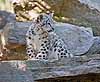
[0,61,34,82]
[6,22,94,56]
[83,37,100,55]
[1,19,100,60]
[0,1,100,81]
[79,0,100,11]
[27,55,100,80]
[0,54,100,81]
[54,23,94,55]
[0,16,100,81]
[0,11,15,29]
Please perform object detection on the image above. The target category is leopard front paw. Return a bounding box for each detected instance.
[36,53,47,60]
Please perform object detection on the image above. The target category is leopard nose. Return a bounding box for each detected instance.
[48,28,54,32]
[52,27,54,31]
[48,30,52,32]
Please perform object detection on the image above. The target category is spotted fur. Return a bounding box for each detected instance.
[26,13,73,60]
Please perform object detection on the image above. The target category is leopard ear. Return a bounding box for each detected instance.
[46,11,54,17]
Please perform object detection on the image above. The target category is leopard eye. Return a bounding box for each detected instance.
[36,15,43,23]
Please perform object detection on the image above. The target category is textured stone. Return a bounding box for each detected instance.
[54,23,94,55]
[25,54,100,80]
[79,0,100,11]
[5,22,94,56]
[8,22,31,45]
[1,21,99,60]
[0,54,100,81]
[0,11,15,29]
[83,36,100,55]
[0,61,34,82]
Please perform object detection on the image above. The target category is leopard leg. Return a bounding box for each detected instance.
[52,38,74,60]
[26,36,36,59]
[36,40,50,60]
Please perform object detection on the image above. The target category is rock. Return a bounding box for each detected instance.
[0,54,100,81]
[25,54,100,80]
[0,11,16,58]
[79,0,100,11]
[0,61,34,82]
[0,11,15,47]
[0,11,15,29]
[54,23,94,55]
[2,21,100,60]
[5,22,94,56]
[8,22,31,45]
[83,36,100,55]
